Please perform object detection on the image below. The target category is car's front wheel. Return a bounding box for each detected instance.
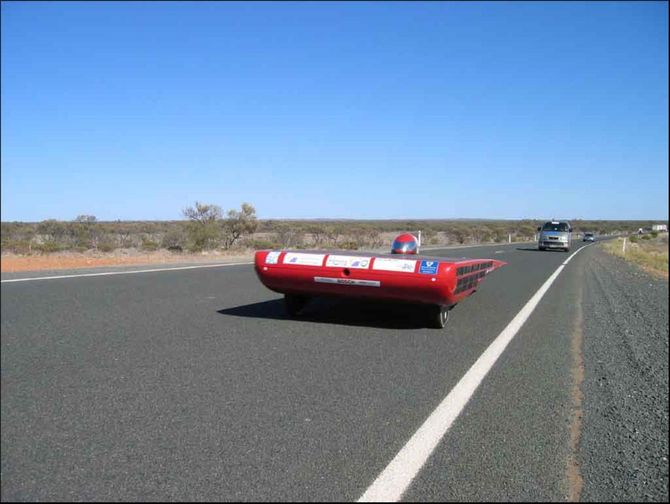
[428,304,450,329]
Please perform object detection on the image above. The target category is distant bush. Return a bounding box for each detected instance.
[641,235,651,240]
[97,241,117,253]
[140,238,160,251]
[160,226,187,250]
[651,231,658,238]
[34,241,68,253]
[1,216,665,254]
[630,235,639,243]
[339,241,359,250]
[272,224,305,248]
[37,219,68,243]
[3,240,33,254]
[246,239,281,250]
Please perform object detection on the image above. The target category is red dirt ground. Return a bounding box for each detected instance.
[1,251,254,273]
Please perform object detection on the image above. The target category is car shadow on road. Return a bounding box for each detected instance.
[516,247,568,252]
[217,297,435,330]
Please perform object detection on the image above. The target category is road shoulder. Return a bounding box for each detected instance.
[579,247,669,501]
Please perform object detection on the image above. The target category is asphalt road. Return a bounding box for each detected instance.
[2,240,667,501]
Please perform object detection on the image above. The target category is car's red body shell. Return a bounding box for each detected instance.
[254,249,506,307]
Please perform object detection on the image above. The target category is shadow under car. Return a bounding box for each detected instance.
[217,296,450,330]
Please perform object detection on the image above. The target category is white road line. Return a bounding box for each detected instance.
[358,244,593,502]
[0,262,253,283]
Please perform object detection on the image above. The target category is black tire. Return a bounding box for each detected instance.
[428,304,450,329]
[284,294,309,317]
[539,246,545,251]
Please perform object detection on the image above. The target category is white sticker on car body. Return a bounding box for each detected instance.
[372,258,417,273]
[314,276,380,287]
[283,252,326,266]
[265,251,281,264]
[325,255,371,269]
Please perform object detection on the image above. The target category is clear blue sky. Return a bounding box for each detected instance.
[2,1,668,222]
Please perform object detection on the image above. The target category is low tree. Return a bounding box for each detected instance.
[182,202,223,251]
[222,203,258,249]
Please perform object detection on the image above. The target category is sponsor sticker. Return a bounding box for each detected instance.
[314,276,380,287]
[372,257,417,273]
[282,252,325,266]
[325,255,371,269]
[419,260,439,275]
[265,251,281,264]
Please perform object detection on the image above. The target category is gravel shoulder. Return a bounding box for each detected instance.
[580,247,669,501]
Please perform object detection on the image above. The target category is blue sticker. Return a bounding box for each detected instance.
[419,260,439,275]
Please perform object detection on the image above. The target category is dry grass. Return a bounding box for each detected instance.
[600,235,669,279]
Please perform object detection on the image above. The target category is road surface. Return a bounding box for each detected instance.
[2,241,667,501]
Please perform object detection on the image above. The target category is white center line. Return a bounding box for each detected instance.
[0,262,253,283]
[358,244,593,502]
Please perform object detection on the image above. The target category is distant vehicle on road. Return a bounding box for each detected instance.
[537,220,572,252]
[583,232,595,242]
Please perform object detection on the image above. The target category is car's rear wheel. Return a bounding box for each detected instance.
[284,294,309,317]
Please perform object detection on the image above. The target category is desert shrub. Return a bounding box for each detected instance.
[273,224,305,248]
[630,235,639,243]
[67,215,103,249]
[339,241,359,250]
[161,226,187,250]
[97,241,117,253]
[651,231,659,238]
[37,220,68,243]
[247,239,281,250]
[641,234,651,240]
[34,241,68,253]
[421,228,437,245]
[4,240,33,254]
[449,227,468,244]
[140,238,159,251]
[305,225,329,247]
